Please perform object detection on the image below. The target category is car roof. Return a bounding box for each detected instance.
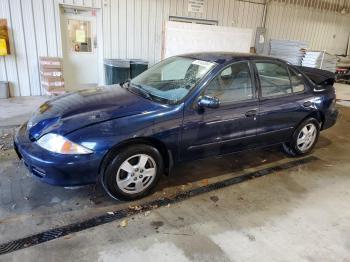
[180,52,285,65]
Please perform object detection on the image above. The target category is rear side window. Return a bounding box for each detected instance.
[256,62,292,97]
[289,68,305,93]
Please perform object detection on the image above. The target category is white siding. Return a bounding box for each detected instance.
[265,1,350,55]
[0,0,349,97]
[10,0,31,96]
[22,0,40,96]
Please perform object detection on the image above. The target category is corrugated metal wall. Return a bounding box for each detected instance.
[0,0,264,97]
[0,0,349,97]
[102,0,265,62]
[0,0,102,97]
[265,1,350,55]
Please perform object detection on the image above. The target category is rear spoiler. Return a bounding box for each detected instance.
[295,66,335,86]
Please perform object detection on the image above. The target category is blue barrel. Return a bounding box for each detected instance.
[104,59,130,85]
[130,60,148,79]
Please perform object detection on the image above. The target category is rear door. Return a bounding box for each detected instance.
[253,61,313,145]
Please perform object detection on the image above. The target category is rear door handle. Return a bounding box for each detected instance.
[303,101,312,107]
[245,109,257,117]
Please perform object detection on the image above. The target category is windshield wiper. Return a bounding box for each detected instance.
[129,83,169,104]
[120,79,131,89]
[129,83,153,100]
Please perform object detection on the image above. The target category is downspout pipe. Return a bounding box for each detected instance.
[261,0,268,28]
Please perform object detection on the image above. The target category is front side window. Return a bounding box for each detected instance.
[130,57,216,103]
[204,61,253,103]
[256,62,292,97]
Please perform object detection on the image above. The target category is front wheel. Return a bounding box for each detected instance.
[283,118,320,156]
[102,144,164,201]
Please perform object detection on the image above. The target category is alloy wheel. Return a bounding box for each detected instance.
[296,123,317,152]
[116,154,157,194]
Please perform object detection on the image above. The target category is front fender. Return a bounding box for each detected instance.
[65,104,184,162]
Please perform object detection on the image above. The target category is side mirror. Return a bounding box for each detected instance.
[197,95,220,109]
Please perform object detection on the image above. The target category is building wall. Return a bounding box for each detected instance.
[265,1,350,55]
[0,0,349,97]
[0,0,265,97]
[0,0,103,97]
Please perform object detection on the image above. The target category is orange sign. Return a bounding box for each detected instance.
[0,19,10,55]
[0,39,7,55]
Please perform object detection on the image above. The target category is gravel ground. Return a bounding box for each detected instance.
[0,131,15,152]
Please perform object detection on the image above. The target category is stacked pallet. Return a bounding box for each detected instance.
[269,39,307,65]
[302,51,338,73]
[336,56,350,68]
[39,57,65,95]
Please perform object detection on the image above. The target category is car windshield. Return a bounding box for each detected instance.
[129,56,217,104]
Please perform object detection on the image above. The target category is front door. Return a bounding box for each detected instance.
[61,8,98,90]
[181,61,259,161]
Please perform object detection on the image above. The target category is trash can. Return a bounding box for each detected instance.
[130,60,148,79]
[104,59,130,85]
[0,81,9,99]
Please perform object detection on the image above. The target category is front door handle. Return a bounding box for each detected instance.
[303,101,312,107]
[245,109,257,117]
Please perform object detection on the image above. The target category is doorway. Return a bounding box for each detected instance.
[61,7,99,90]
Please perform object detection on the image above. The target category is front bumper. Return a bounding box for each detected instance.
[14,123,102,186]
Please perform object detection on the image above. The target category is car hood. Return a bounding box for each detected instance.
[27,85,164,140]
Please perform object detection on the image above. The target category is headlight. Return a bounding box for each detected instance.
[36,133,93,154]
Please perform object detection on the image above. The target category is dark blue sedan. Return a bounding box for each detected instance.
[14,53,338,200]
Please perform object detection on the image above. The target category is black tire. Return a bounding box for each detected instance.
[283,118,320,157]
[102,144,164,201]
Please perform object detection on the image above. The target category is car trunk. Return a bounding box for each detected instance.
[296,66,335,86]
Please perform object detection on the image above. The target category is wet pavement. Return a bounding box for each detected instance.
[0,105,349,261]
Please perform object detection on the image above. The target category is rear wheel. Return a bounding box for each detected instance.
[283,118,320,156]
[102,144,163,201]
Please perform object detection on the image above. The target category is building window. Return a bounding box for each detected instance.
[67,19,92,53]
